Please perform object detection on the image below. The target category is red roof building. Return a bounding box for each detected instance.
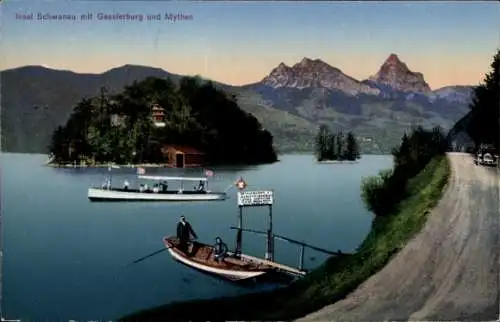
[161,145,205,168]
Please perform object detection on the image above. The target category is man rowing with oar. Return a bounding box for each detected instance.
[177,215,198,254]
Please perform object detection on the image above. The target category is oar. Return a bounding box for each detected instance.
[126,246,170,266]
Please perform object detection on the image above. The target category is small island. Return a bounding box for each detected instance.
[48,76,278,167]
[314,125,361,162]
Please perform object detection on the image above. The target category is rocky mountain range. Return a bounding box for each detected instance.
[1,54,475,154]
[260,58,380,96]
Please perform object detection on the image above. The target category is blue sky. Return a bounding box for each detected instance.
[1,1,499,88]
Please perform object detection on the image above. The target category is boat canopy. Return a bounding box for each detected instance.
[137,175,208,182]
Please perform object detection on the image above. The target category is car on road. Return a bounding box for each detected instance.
[475,144,498,167]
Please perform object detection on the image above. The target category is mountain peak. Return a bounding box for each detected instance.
[386,53,401,64]
[260,58,380,96]
[369,54,431,92]
[297,57,331,70]
[300,57,314,64]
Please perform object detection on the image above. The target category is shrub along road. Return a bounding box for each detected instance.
[298,153,500,321]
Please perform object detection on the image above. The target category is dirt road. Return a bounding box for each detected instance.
[298,153,500,321]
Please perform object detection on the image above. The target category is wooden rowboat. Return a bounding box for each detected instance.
[164,237,272,281]
[163,190,340,284]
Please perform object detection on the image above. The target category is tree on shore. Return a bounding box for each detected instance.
[315,125,329,161]
[466,50,499,149]
[336,131,344,159]
[314,126,360,161]
[361,126,447,216]
[48,76,278,165]
[326,132,336,160]
[345,132,360,160]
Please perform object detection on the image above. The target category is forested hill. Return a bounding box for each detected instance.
[48,76,278,165]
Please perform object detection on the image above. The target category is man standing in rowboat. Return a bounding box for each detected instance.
[177,215,198,253]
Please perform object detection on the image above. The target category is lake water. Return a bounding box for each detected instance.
[1,153,392,321]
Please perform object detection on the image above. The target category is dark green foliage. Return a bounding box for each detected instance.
[48,76,277,165]
[361,126,447,216]
[346,132,360,160]
[314,126,360,161]
[464,50,499,149]
[336,131,344,158]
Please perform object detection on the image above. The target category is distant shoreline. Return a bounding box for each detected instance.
[317,160,360,164]
[46,162,169,168]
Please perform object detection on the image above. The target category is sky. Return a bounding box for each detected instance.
[1,1,499,89]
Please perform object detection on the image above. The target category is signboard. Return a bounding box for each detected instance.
[237,190,273,207]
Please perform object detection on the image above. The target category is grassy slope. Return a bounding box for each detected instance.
[120,156,450,321]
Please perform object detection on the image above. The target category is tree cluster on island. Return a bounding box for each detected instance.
[314,125,361,161]
[48,76,278,165]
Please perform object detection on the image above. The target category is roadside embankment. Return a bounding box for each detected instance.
[299,153,499,321]
[120,155,451,322]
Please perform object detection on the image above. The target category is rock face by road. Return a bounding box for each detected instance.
[298,153,499,321]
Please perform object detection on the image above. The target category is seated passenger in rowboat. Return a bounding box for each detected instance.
[213,237,228,262]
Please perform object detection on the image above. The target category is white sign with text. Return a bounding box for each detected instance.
[237,190,274,206]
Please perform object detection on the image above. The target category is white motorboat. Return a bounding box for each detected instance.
[88,175,227,202]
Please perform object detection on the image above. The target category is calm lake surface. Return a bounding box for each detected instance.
[1,153,392,321]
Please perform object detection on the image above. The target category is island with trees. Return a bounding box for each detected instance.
[314,125,361,162]
[48,76,278,166]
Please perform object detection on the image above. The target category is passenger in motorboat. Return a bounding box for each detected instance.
[160,181,168,192]
[123,180,129,190]
[213,237,228,262]
[101,176,111,189]
[176,215,198,253]
[192,181,205,192]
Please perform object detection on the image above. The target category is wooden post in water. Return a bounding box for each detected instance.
[299,244,305,270]
[235,205,243,258]
[266,204,274,261]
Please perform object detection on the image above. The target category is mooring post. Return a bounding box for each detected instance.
[235,205,243,258]
[299,244,305,270]
[266,204,274,261]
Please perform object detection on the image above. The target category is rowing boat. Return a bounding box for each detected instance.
[163,190,344,283]
[164,237,271,281]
